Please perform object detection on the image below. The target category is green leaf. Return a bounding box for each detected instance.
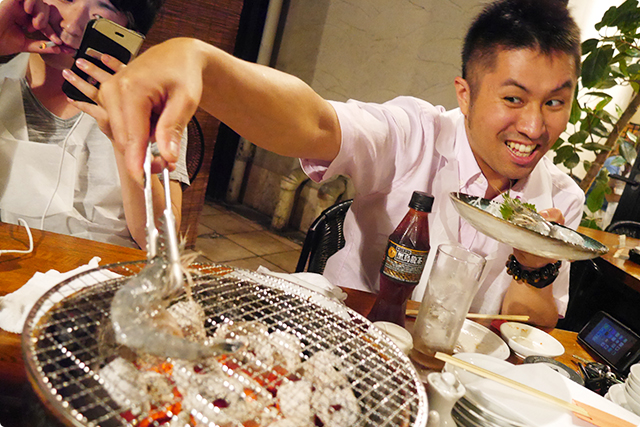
[595,96,613,111]
[564,152,581,170]
[620,139,638,165]
[568,130,589,144]
[627,131,638,144]
[586,186,607,212]
[580,216,602,230]
[582,38,599,55]
[595,78,618,89]
[582,143,611,152]
[609,154,627,167]
[551,137,565,151]
[596,5,620,30]
[569,98,582,125]
[582,46,615,88]
[628,63,640,77]
[584,91,614,99]
[554,145,575,164]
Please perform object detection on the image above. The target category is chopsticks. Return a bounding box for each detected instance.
[434,352,589,416]
[436,353,638,426]
[404,308,529,322]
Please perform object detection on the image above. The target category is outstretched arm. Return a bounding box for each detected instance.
[63,54,182,249]
[94,38,342,182]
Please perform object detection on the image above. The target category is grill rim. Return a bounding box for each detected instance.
[22,260,428,427]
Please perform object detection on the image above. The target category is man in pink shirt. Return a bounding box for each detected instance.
[77,0,583,327]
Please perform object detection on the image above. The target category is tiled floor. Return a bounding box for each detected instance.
[193,200,304,273]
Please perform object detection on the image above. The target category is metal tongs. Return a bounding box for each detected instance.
[132,145,243,359]
[144,144,182,290]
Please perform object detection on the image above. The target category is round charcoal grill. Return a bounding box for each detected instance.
[22,261,428,427]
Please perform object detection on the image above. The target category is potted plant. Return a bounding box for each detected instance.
[553,0,640,228]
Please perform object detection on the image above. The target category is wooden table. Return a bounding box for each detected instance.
[578,225,640,293]
[0,222,145,395]
[0,222,597,424]
[343,289,596,369]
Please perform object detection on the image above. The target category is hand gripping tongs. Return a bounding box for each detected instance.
[110,144,244,360]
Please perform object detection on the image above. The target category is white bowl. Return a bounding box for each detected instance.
[628,375,640,396]
[626,381,640,403]
[499,322,564,358]
[455,319,510,360]
[607,383,632,412]
[629,364,640,387]
[630,363,640,379]
[624,384,640,415]
[371,321,413,355]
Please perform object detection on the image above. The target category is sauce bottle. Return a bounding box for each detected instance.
[367,191,433,326]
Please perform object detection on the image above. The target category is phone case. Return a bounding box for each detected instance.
[62,19,144,104]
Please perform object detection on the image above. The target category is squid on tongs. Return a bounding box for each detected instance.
[111,145,243,361]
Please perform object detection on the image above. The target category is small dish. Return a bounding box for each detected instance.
[499,322,564,358]
[624,384,640,415]
[628,375,640,396]
[609,383,634,413]
[455,319,510,360]
[371,321,413,355]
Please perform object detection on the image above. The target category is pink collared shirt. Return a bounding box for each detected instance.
[301,96,584,315]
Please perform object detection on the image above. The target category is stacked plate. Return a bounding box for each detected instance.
[608,363,640,415]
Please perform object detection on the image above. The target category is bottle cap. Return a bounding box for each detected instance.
[409,191,434,212]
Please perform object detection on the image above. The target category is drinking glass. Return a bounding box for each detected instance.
[411,244,486,360]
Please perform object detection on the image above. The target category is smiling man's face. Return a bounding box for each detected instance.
[455,47,577,194]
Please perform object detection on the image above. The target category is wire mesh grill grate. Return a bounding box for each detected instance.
[23,262,427,427]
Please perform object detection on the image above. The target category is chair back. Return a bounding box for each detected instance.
[296,199,353,273]
[184,116,205,189]
[605,220,640,238]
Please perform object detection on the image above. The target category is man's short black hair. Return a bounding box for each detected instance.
[462,0,581,84]
[110,0,165,35]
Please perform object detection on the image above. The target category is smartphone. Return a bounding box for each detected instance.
[62,18,145,104]
[578,311,640,374]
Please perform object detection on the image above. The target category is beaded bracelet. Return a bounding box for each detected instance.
[505,254,561,289]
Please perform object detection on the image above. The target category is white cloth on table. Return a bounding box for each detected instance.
[300,96,584,316]
[0,256,119,334]
[256,266,348,303]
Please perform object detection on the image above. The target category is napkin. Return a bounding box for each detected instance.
[256,267,351,321]
[256,266,348,303]
[0,257,119,334]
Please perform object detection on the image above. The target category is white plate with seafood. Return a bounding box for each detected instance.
[454,319,510,360]
[449,192,608,260]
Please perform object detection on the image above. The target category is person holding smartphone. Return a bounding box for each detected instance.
[0,0,189,249]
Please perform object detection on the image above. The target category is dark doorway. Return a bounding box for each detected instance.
[206,0,288,201]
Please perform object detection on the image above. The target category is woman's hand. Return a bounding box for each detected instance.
[96,38,205,180]
[63,54,126,141]
[0,0,65,56]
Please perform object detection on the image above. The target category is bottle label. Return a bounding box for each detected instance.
[381,241,428,284]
